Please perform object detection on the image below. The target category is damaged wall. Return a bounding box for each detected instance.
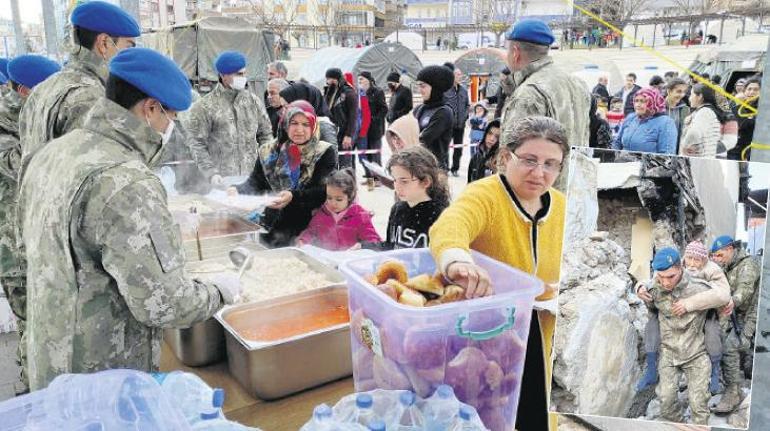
[690,158,740,243]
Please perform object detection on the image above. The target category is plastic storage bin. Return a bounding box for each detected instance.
[339,249,543,431]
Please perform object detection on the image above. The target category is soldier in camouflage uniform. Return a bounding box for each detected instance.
[0,56,62,392]
[710,235,760,414]
[499,19,590,192]
[646,248,713,425]
[17,48,240,391]
[183,51,273,186]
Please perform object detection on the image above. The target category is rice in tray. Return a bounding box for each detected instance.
[239,256,333,303]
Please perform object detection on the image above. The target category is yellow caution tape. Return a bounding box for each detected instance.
[564,0,759,116]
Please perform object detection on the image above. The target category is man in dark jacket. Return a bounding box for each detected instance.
[386,71,413,124]
[358,71,388,188]
[414,65,455,171]
[615,73,642,116]
[443,62,470,176]
[592,75,610,105]
[324,67,359,168]
[266,78,290,136]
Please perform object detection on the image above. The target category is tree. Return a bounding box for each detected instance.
[317,0,342,47]
[247,0,301,39]
[579,0,654,29]
[670,0,738,40]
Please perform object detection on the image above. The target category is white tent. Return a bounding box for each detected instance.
[384,31,424,51]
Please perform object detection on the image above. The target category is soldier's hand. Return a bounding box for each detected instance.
[268,190,293,209]
[636,284,653,303]
[209,272,241,305]
[672,300,688,317]
[720,298,735,317]
[342,136,354,149]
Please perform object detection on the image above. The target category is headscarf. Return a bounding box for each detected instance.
[635,87,666,118]
[259,100,332,191]
[279,82,330,117]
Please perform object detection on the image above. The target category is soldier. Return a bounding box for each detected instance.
[17,48,240,391]
[710,235,760,414]
[18,1,140,172]
[184,50,273,187]
[646,248,714,425]
[0,55,61,392]
[500,19,590,191]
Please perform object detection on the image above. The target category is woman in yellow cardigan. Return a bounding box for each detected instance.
[429,116,567,431]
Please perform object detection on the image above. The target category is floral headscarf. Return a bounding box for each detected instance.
[635,87,667,118]
[259,100,332,191]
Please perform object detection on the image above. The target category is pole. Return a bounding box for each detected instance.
[41,0,59,58]
[10,0,25,55]
[513,0,521,23]
[748,34,770,163]
[652,23,656,48]
[719,18,724,45]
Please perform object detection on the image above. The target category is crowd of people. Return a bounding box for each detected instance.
[589,70,762,160]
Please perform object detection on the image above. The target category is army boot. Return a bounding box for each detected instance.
[636,351,659,391]
[709,356,723,394]
[713,383,742,414]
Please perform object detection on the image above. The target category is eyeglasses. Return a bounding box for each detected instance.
[510,152,562,174]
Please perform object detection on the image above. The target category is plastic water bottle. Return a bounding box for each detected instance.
[393,391,423,430]
[300,404,335,431]
[423,385,460,431]
[192,419,262,430]
[367,419,386,431]
[338,393,378,426]
[450,405,484,430]
[155,371,225,424]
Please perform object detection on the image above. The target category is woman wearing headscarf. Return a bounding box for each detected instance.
[413,65,454,170]
[679,83,724,158]
[611,87,678,154]
[232,100,337,247]
[279,81,338,146]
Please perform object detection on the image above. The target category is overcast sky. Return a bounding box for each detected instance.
[0,0,44,25]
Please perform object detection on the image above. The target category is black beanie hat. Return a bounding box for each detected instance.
[387,72,401,83]
[417,65,454,95]
[443,62,455,71]
[325,67,343,81]
[358,70,375,85]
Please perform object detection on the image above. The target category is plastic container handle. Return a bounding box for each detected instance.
[455,307,516,341]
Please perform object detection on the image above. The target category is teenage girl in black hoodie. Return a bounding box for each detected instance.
[412,65,455,171]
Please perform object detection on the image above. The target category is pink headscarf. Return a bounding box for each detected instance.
[685,241,709,260]
[635,87,667,118]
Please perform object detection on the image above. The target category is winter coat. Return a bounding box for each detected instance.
[297,203,382,250]
[468,120,500,183]
[367,85,388,141]
[387,84,413,124]
[666,101,691,149]
[414,98,453,170]
[592,83,610,104]
[680,106,721,158]
[324,82,359,141]
[444,83,470,129]
[612,112,678,154]
[615,84,642,116]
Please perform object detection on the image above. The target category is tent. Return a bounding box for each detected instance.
[141,16,275,95]
[689,34,766,91]
[453,48,507,102]
[384,31,424,51]
[298,43,423,88]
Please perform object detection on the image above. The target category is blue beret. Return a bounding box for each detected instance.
[506,19,555,46]
[71,1,141,38]
[8,55,61,89]
[0,71,6,85]
[214,51,246,75]
[0,58,9,78]
[652,247,681,271]
[711,235,734,253]
[109,48,192,111]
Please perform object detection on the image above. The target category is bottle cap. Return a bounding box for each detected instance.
[356,393,373,409]
[399,390,416,406]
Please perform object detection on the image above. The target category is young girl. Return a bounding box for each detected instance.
[467,119,500,183]
[296,169,381,250]
[366,146,449,250]
[468,103,488,156]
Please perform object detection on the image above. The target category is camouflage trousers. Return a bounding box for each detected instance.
[721,312,755,385]
[645,310,723,357]
[1,274,27,390]
[659,352,711,425]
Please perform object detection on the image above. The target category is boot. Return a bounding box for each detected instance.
[709,356,722,394]
[713,383,742,414]
[636,351,659,391]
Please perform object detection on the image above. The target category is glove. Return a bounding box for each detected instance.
[208,272,241,305]
[210,174,225,187]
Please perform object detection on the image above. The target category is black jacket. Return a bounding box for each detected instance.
[387,84,413,123]
[592,83,610,104]
[266,105,282,137]
[414,98,453,170]
[493,86,508,120]
[367,85,388,141]
[364,200,447,250]
[324,82,359,140]
[467,120,501,183]
[444,83,470,129]
[235,146,338,246]
[615,84,642,116]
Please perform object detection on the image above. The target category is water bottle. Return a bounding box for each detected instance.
[449,405,484,430]
[393,391,423,430]
[337,393,378,426]
[300,404,335,431]
[423,385,460,431]
[367,419,386,431]
[192,419,262,430]
[155,371,225,424]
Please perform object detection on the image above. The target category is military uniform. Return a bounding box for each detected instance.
[183,83,273,179]
[648,272,712,425]
[0,90,23,316]
[18,98,223,390]
[721,249,760,385]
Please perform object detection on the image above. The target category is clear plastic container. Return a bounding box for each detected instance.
[393,391,423,431]
[366,419,386,431]
[450,405,487,430]
[155,371,225,423]
[300,404,335,431]
[339,249,543,431]
[423,385,460,431]
[192,419,262,430]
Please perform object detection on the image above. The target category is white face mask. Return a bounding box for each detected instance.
[232,76,248,90]
[147,105,175,146]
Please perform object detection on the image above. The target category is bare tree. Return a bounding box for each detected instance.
[579,0,654,29]
[247,0,301,38]
[317,0,342,46]
[486,0,517,46]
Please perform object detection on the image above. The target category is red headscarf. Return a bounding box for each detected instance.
[282,100,317,133]
[635,87,666,118]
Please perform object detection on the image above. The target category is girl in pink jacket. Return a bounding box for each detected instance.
[297,169,382,250]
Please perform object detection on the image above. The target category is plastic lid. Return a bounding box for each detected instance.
[212,388,225,408]
[459,405,474,420]
[356,393,374,409]
[399,391,416,406]
[314,404,333,419]
[436,385,455,399]
[367,419,386,431]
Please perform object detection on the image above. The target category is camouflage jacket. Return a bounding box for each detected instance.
[18,47,106,180]
[183,83,273,179]
[724,249,760,318]
[18,98,223,390]
[649,272,712,366]
[500,57,590,148]
[0,90,22,276]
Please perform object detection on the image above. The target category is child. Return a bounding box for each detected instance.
[468,103,488,156]
[467,119,500,183]
[606,96,625,137]
[365,146,449,250]
[296,169,381,251]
